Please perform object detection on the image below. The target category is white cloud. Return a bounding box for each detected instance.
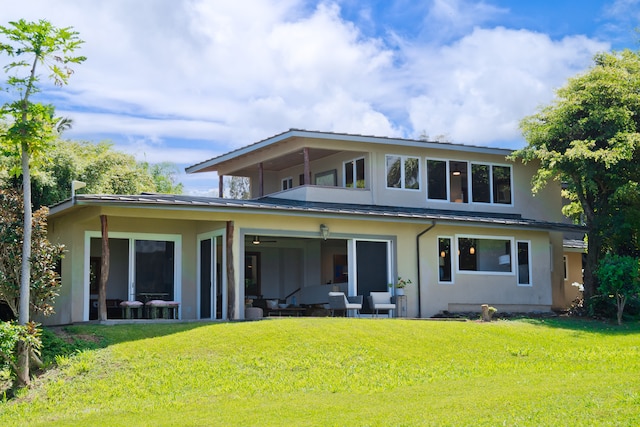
[0,0,617,191]
[403,27,609,146]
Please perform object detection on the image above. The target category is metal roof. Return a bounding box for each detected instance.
[186,128,514,174]
[49,193,584,233]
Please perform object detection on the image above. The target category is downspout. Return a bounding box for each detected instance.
[416,221,436,318]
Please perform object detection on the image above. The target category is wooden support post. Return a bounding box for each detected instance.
[99,215,110,321]
[218,174,224,198]
[303,147,311,185]
[226,221,235,319]
[258,163,264,197]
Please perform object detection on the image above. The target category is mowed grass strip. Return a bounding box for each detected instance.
[1,318,639,426]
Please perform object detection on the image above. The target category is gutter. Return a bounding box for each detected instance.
[415,221,436,319]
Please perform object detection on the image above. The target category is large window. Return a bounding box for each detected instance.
[427,159,512,205]
[457,236,513,274]
[135,240,176,301]
[472,163,512,204]
[344,157,365,188]
[386,155,420,190]
[438,237,453,283]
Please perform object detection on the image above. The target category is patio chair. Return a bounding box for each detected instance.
[328,292,362,317]
[368,291,396,318]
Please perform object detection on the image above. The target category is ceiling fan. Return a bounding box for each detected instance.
[251,236,277,245]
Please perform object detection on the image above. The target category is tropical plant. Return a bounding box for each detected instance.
[0,19,84,387]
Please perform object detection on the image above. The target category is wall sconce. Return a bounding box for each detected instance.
[320,224,330,240]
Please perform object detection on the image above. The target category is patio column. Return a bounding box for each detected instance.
[218,174,224,198]
[226,221,236,319]
[98,215,110,321]
[303,147,311,185]
[258,162,264,197]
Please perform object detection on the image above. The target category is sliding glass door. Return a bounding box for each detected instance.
[85,232,181,321]
[198,232,226,320]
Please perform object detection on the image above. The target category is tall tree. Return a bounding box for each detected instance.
[0,19,84,386]
[512,49,640,300]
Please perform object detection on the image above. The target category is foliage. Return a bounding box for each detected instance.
[389,276,412,288]
[0,187,64,318]
[226,175,250,199]
[511,49,640,299]
[0,140,184,208]
[1,319,640,425]
[39,327,104,366]
[596,253,640,324]
[142,161,184,195]
[0,17,84,388]
[0,321,41,379]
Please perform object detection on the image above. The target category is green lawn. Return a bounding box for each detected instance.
[1,318,640,426]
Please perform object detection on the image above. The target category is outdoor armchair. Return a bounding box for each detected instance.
[328,291,362,317]
[368,291,396,317]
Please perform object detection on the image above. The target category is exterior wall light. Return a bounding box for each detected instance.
[320,224,330,240]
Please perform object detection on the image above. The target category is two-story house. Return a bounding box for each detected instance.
[45,129,581,324]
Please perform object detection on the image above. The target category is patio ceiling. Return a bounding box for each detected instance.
[225,147,341,177]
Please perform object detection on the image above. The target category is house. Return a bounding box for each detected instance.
[44,129,583,324]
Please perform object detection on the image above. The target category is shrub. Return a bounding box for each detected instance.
[596,254,640,325]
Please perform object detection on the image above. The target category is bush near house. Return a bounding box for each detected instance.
[596,253,640,325]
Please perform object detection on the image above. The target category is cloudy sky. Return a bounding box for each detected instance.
[1,0,638,195]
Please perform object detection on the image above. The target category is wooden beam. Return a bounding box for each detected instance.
[303,147,311,185]
[218,174,224,198]
[99,215,110,321]
[226,221,235,319]
[258,162,264,197]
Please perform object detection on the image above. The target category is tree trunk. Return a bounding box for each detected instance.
[583,228,601,301]
[15,340,30,387]
[17,142,32,386]
[99,215,110,321]
[19,143,32,324]
[617,294,626,326]
[226,221,235,320]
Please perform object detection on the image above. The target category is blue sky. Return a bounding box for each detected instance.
[1,0,638,195]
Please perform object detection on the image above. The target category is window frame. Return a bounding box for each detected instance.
[385,154,421,191]
[516,240,533,287]
[426,158,449,202]
[281,176,293,191]
[314,169,337,186]
[455,234,515,276]
[437,236,454,284]
[343,157,366,189]
[425,158,514,206]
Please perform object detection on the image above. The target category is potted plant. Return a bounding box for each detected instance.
[389,276,412,296]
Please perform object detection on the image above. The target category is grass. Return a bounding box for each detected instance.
[1,317,640,426]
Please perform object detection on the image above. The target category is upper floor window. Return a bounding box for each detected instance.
[386,155,420,190]
[281,177,293,191]
[427,159,512,205]
[344,157,365,188]
[427,160,447,200]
